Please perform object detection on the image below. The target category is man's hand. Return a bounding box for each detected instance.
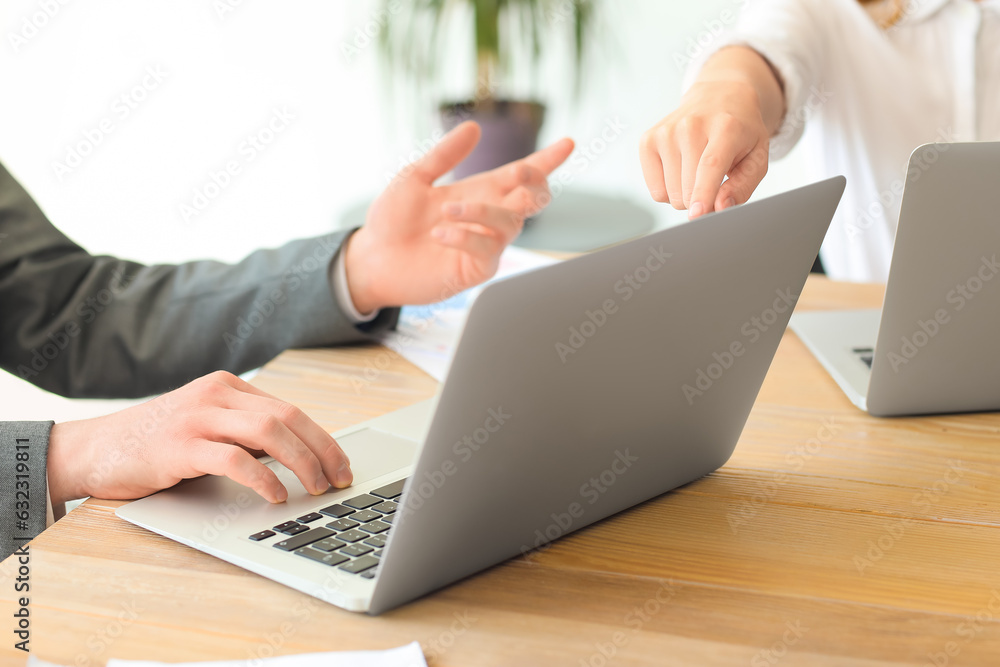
[344,121,575,312]
[639,46,785,219]
[46,371,351,506]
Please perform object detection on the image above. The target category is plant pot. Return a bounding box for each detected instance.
[440,100,545,180]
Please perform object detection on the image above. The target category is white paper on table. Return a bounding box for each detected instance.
[28,642,427,667]
[376,245,558,382]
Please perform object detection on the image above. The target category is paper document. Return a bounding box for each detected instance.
[377,245,558,381]
[28,642,427,667]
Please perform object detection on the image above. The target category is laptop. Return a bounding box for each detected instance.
[790,142,1000,416]
[117,176,845,614]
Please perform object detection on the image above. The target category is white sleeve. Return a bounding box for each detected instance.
[45,472,66,525]
[330,235,379,324]
[682,0,830,159]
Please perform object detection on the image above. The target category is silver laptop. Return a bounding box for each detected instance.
[791,142,1000,417]
[117,176,845,614]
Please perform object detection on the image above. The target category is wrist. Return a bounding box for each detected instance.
[700,46,785,135]
[47,421,88,507]
[342,229,383,314]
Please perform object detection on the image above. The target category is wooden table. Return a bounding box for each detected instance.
[3,276,1000,666]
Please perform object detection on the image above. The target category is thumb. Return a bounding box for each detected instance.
[411,121,482,183]
[715,144,769,211]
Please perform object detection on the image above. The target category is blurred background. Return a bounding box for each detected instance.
[0,0,809,422]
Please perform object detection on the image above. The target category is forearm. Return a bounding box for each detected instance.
[696,46,787,136]
[0,163,398,398]
[2,232,391,398]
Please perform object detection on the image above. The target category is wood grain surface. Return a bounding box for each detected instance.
[2,276,998,667]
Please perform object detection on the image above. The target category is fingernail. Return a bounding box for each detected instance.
[690,202,704,218]
[431,227,447,240]
[724,197,736,209]
[443,202,464,216]
[274,486,288,503]
[335,462,353,488]
[314,472,330,495]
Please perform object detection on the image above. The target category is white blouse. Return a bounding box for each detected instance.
[691,0,1000,282]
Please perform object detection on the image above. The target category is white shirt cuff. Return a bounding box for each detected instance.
[45,471,66,527]
[331,239,379,324]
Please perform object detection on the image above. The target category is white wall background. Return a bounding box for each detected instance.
[0,0,809,422]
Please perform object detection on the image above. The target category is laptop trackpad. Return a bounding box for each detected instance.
[265,429,418,487]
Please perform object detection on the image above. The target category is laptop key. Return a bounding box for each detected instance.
[340,543,373,557]
[273,527,335,552]
[319,503,355,518]
[342,494,382,510]
[325,518,360,531]
[273,521,300,533]
[363,535,387,548]
[360,521,390,534]
[278,524,309,536]
[313,537,347,553]
[380,514,395,525]
[249,530,275,541]
[336,529,368,543]
[339,555,379,574]
[372,501,397,514]
[296,512,324,523]
[296,547,349,567]
[360,570,377,579]
[350,509,382,523]
[371,479,407,499]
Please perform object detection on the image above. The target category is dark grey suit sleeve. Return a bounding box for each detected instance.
[0,422,51,561]
[0,162,398,398]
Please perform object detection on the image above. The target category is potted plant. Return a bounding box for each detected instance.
[378,0,596,179]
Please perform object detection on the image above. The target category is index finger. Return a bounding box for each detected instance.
[210,372,352,479]
[519,137,575,176]
[689,137,745,218]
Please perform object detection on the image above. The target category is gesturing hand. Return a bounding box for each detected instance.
[639,46,785,219]
[46,371,351,506]
[345,121,575,312]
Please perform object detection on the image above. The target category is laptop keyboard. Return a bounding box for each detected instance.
[853,347,874,369]
[248,477,406,579]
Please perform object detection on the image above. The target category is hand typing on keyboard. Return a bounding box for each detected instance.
[46,371,353,506]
